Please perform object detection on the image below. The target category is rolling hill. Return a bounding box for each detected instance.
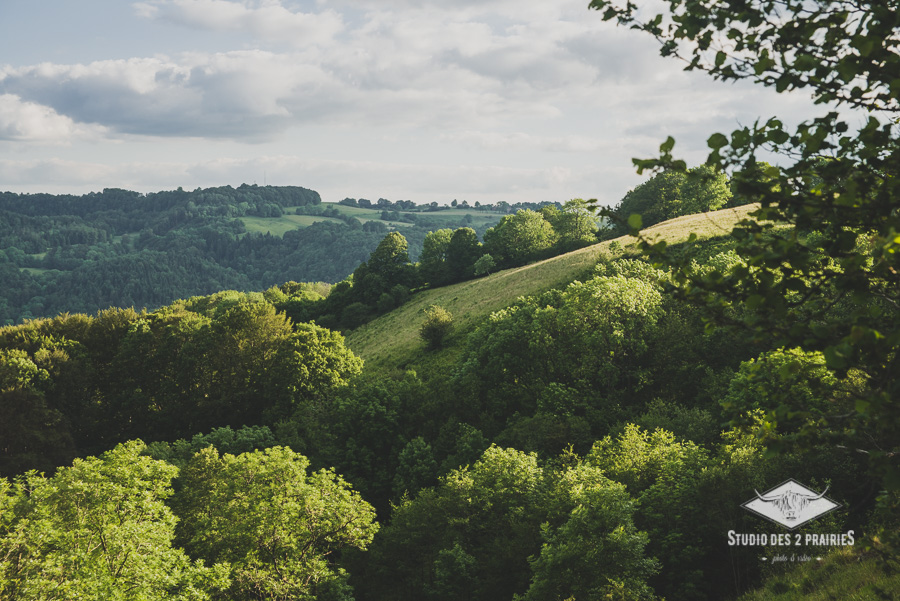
[345,202,759,370]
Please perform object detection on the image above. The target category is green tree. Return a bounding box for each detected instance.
[473,253,496,277]
[367,231,414,288]
[174,446,378,601]
[420,305,454,350]
[483,210,557,267]
[368,446,658,601]
[419,229,454,286]
[541,198,601,252]
[520,463,658,601]
[588,0,900,500]
[445,227,483,282]
[614,166,731,233]
[393,436,439,498]
[0,441,226,600]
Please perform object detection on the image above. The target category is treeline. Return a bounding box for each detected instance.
[337,196,555,214]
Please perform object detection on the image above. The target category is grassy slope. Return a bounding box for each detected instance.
[738,549,899,601]
[345,203,758,371]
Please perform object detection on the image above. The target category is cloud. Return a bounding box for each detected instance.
[0,54,327,140]
[134,0,344,46]
[441,130,609,153]
[0,94,107,143]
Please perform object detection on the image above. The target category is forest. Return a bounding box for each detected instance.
[2,0,899,599]
[0,183,557,326]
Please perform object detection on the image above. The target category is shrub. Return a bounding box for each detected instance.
[419,305,453,350]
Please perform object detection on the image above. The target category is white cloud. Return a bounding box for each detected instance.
[134,0,344,46]
[441,131,609,153]
[0,94,107,143]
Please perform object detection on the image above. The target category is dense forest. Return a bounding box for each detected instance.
[2,0,899,599]
[0,184,559,325]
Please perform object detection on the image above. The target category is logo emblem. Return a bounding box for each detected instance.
[741,479,839,530]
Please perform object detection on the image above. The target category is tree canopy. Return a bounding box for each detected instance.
[589,0,900,508]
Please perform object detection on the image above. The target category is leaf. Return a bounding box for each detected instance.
[627,214,643,231]
[659,136,676,153]
[707,133,729,149]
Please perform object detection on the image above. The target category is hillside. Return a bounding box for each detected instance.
[346,202,758,369]
[0,187,521,325]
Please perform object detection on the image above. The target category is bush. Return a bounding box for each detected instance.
[419,305,453,350]
[473,253,496,277]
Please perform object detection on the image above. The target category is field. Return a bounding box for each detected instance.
[241,213,347,236]
[345,203,758,370]
[240,203,505,237]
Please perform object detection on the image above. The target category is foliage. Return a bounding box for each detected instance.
[366,445,657,601]
[473,253,496,277]
[0,441,227,600]
[418,229,454,286]
[0,294,362,475]
[519,463,658,601]
[541,198,602,252]
[174,446,378,601]
[445,227,483,282]
[483,209,557,268]
[454,273,667,443]
[419,305,454,350]
[588,0,900,495]
[613,166,732,233]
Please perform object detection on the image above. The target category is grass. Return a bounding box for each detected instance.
[344,203,758,371]
[737,548,900,601]
[241,214,346,236]
[240,205,417,237]
[241,202,508,238]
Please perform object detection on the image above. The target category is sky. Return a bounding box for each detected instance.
[0,0,833,206]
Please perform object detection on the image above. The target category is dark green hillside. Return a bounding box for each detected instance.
[0,186,526,325]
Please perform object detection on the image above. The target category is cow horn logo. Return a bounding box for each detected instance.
[742,479,839,530]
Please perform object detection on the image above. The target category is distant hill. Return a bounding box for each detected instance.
[0,185,524,325]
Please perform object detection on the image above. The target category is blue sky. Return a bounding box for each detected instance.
[0,0,828,205]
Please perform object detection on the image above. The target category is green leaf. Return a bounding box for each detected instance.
[659,136,676,153]
[707,133,729,149]
[627,213,643,231]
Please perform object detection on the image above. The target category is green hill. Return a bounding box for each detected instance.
[345,203,759,370]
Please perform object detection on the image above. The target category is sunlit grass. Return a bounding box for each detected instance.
[241,214,345,236]
[345,204,759,370]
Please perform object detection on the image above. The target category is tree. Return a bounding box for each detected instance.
[419,229,454,286]
[0,441,226,600]
[520,464,658,601]
[473,253,496,277]
[614,166,731,233]
[541,198,601,251]
[359,231,415,293]
[420,305,454,350]
[445,227,483,282]
[367,446,658,601]
[174,446,378,601]
[483,210,557,268]
[589,0,900,533]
